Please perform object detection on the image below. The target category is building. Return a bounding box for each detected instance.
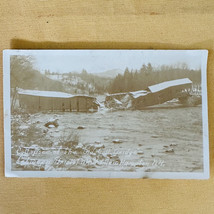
[18,89,99,112]
[131,78,193,109]
[105,78,193,109]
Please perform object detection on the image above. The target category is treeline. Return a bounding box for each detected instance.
[11,56,64,91]
[108,63,201,93]
[11,56,201,95]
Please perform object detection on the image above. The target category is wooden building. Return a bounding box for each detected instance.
[18,89,99,112]
[131,78,193,109]
[105,78,193,109]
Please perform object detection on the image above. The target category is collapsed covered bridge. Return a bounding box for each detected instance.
[18,89,99,112]
[105,78,197,109]
[131,78,193,109]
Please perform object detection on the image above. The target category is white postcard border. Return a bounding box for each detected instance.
[3,49,209,179]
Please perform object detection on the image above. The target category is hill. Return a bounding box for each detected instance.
[48,71,112,95]
[93,69,124,78]
[10,55,64,91]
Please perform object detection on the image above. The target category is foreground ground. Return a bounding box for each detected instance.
[11,105,203,173]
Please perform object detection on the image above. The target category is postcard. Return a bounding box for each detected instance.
[3,49,209,179]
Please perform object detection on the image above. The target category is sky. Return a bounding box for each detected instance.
[18,50,205,73]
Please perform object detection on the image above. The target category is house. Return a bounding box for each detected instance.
[18,89,99,112]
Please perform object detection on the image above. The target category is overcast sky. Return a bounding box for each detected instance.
[20,50,204,73]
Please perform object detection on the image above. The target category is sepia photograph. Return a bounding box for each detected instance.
[3,49,209,179]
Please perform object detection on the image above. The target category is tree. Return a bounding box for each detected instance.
[181,62,188,70]
[10,55,35,88]
[44,69,51,75]
[81,69,88,78]
[10,55,64,92]
[147,63,152,73]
